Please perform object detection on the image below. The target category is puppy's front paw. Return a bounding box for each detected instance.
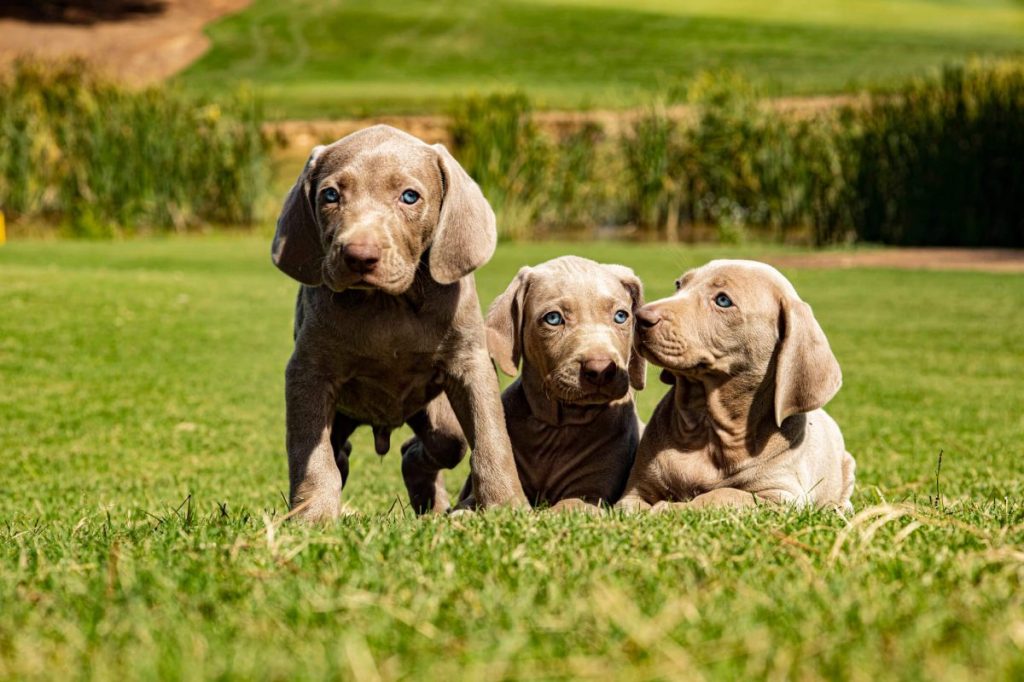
[651,500,687,514]
[615,495,653,513]
[290,495,341,523]
[550,498,602,515]
[289,477,344,523]
[475,482,529,510]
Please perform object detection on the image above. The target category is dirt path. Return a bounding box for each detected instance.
[0,0,250,86]
[766,248,1024,273]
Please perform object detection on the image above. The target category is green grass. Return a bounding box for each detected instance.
[2,237,1023,679]
[180,0,1024,118]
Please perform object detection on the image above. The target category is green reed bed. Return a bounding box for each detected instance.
[0,60,270,236]
[5,59,1022,246]
[449,61,1024,246]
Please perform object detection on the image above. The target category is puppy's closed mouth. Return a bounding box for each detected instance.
[637,338,712,374]
[635,337,675,368]
[544,377,629,406]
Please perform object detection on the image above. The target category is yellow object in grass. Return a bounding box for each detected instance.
[0,210,5,245]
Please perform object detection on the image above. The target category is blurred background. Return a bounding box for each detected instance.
[1,0,1023,245]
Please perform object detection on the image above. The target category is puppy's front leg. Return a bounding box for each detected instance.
[616,458,657,512]
[616,442,669,512]
[401,396,468,515]
[285,356,343,523]
[444,346,527,509]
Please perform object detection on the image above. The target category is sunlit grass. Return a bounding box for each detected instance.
[181,0,1024,117]
[1,237,1022,679]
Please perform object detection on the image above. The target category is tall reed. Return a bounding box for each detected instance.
[0,59,270,235]
[849,61,1024,247]
[448,93,607,239]
[447,60,1024,247]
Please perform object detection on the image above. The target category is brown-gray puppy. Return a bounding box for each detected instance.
[456,256,646,511]
[618,259,855,512]
[272,124,526,521]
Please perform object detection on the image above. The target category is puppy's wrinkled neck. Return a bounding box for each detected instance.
[668,371,794,467]
[519,361,627,426]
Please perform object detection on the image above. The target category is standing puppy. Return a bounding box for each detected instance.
[455,256,646,511]
[618,260,855,512]
[272,125,526,522]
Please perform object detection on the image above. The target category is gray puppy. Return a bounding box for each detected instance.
[618,260,855,512]
[272,125,527,521]
[456,256,646,511]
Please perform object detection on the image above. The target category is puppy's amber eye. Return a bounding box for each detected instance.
[543,311,564,326]
[613,310,629,324]
[714,293,734,308]
[400,189,420,205]
[321,187,340,203]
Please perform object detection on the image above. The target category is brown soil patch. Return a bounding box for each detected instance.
[0,0,250,85]
[767,248,1024,274]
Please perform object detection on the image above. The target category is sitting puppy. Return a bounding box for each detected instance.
[272,125,526,521]
[618,260,855,512]
[454,256,647,511]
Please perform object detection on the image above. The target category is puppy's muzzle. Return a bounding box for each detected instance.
[636,305,662,329]
[342,242,381,275]
[580,357,617,390]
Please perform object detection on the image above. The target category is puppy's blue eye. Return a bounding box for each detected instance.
[613,310,629,324]
[543,311,564,326]
[321,187,340,203]
[715,293,733,308]
[400,189,420,205]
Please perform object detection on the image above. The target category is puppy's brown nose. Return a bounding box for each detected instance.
[581,358,617,388]
[342,243,381,274]
[636,305,662,328]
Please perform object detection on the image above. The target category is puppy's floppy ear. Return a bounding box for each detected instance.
[485,267,531,376]
[272,145,326,286]
[774,294,842,427]
[429,144,497,284]
[604,264,647,390]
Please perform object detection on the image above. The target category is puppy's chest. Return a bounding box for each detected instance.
[646,417,729,497]
[652,419,796,499]
[512,414,636,504]
[321,300,451,426]
[659,445,728,498]
[334,357,443,427]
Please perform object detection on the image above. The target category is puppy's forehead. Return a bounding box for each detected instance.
[528,256,630,305]
[319,125,437,177]
[685,259,799,299]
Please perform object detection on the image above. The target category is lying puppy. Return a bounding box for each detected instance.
[272,125,526,521]
[618,260,855,512]
[454,256,647,511]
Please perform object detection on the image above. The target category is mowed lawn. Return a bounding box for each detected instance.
[180,0,1024,117]
[1,237,1023,679]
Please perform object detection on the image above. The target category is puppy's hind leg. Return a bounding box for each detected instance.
[329,412,359,489]
[402,395,468,515]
